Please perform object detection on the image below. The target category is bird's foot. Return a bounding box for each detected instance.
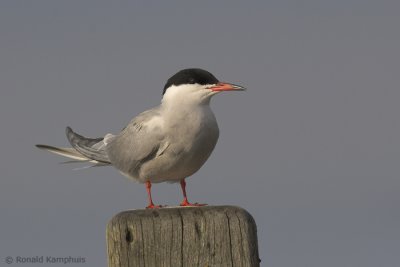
[146,204,166,209]
[179,199,207,207]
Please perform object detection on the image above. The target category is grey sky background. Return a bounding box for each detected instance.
[1,1,400,266]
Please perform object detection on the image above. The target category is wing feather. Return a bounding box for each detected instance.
[66,127,111,163]
[106,108,167,175]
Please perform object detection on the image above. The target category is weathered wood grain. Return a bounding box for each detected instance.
[107,205,260,267]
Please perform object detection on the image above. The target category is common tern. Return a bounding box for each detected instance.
[36,68,245,208]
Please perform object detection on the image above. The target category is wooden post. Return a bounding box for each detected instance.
[106,205,260,267]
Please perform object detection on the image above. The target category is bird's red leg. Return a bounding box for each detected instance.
[179,179,207,207]
[145,181,163,209]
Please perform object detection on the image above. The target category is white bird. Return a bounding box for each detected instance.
[36,68,245,208]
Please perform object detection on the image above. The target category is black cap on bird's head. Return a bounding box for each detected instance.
[163,68,219,95]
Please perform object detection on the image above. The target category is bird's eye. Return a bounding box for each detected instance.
[188,78,195,84]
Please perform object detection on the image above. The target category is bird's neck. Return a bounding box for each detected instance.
[160,93,216,128]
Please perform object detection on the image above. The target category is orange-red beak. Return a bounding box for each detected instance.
[210,82,246,92]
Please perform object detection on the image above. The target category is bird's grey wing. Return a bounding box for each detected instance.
[66,127,111,163]
[105,108,167,173]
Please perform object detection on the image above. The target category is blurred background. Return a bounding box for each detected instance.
[1,1,399,266]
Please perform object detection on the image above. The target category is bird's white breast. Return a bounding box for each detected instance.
[140,104,219,183]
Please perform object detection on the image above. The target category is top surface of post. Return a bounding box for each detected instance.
[110,205,253,221]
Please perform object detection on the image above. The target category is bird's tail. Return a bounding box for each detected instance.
[36,127,114,167]
[36,144,94,161]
